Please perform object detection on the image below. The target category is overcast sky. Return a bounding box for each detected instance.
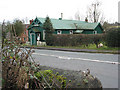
[0,0,119,23]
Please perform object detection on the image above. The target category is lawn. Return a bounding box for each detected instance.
[22,44,119,51]
[43,45,119,51]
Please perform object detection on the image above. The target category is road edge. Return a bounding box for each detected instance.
[21,46,119,54]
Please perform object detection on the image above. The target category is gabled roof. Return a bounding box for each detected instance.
[77,23,99,30]
[30,17,102,30]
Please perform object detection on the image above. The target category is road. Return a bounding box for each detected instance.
[32,49,119,88]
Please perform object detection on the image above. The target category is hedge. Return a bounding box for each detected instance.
[105,28,120,47]
[47,34,104,48]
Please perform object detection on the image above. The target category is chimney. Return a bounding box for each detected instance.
[85,17,88,22]
[59,13,63,20]
[30,19,33,24]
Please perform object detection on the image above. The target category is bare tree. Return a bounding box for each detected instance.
[74,11,80,20]
[100,14,105,25]
[86,1,104,23]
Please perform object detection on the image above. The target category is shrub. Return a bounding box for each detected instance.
[92,34,105,48]
[2,38,70,89]
[45,34,54,46]
[2,39,33,89]
[50,34,104,48]
[105,28,120,47]
[35,70,67,88]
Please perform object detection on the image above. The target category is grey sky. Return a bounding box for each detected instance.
[0,0,119,23]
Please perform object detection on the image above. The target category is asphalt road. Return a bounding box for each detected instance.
[32,49,119,88]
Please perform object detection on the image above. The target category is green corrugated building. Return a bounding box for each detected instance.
[27,17,104,45]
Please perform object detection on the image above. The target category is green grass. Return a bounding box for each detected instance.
[44,45,119,51]
[22,44,119,51]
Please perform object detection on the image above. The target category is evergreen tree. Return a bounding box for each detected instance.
[13,19,25,36]
[43,16,54,45]
[43,17,54,33]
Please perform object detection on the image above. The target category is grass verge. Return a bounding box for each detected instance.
[22,44,119,51]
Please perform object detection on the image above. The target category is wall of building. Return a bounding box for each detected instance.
[95,25,103,34]
[82,30,94,34]
[20,24,29,43]
[54,29,75,34]
[27,18,104,45]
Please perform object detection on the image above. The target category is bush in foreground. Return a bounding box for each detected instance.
[38,66,103,88]
[1,38,103,89]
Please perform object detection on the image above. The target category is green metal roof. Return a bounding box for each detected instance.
[36,17,100,30]
[77,23,99,30]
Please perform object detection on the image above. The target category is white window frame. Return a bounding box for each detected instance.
[70,30,73,34]
[34,23,39,26]
[37,33,41,41]
[93,31,97,34]
[57,30,62,34]
[43,30,45,40]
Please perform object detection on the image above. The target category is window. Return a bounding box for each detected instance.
[34,24,39,26]
[70,30,73,34]
[37,33,41,41]
[57,30,62,34]
[93,31,97,34]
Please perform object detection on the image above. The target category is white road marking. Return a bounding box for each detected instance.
[34,49,115,55]
[33,53,120,65]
